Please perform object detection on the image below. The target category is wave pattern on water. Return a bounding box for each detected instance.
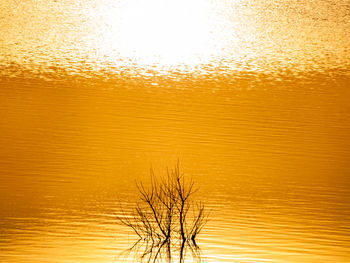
[1,0,350,262]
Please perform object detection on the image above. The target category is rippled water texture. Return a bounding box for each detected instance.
[1,0,350,262]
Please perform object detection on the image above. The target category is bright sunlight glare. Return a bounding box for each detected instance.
[99,0,223,68]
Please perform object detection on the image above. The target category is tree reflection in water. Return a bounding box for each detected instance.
[119,162,207,263]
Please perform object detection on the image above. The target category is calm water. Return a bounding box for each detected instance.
[1,0,350,262]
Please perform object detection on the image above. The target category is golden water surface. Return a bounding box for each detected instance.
[1,0,350,262]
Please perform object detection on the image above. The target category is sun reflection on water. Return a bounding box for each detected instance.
[100,0,220,67]
[1,0,349,76]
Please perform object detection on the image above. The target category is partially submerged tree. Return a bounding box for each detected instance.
[119,161,207,263]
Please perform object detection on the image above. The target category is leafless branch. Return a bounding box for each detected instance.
[118,161,207,262]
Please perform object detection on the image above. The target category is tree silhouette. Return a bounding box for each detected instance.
[119,161,207,263]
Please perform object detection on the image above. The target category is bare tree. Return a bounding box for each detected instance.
[119,161,207,263]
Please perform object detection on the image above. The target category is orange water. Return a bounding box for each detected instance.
[1,0,350,262]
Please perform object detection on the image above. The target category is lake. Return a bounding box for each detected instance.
[1,0,350,262]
